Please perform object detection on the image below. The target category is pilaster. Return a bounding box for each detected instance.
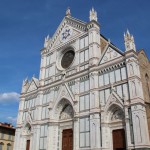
[74,78,80,115]
[34,125,40,150]
[87,20,101,66]
[90,113,101,149]
[39,51,47,86]
[74,118,79,150]
[17,97,25,124]
[36,91,43,121]
[89,71,99,110]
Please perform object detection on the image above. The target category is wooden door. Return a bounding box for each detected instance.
[112,129,126,150]
[62,129,73,150]
[26,140,30,150]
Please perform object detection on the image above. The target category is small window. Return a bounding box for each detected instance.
[1,132,4,139]
[80,94,90,111]
[99,74,104,86]
[7,143,11,150]
[39,125,48,150]
[115,69,121,82]
[0,142,4,150]
[110,71,115,83]
[80,78,90,93]
[8,133,11,140]
[80,49,89,64]
[121,67,127,80]
[80,117,90,147]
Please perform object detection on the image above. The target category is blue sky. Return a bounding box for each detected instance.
[0,0,150,126]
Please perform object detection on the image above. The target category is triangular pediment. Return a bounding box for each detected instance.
[26,78,38,93]
[52,24,82,48]
[52,83,76,111]
[57,83,75,103]
[44,16,87,51]
[99,44,124,65]
[104,90,124,112]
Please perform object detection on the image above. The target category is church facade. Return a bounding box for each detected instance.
[14,8,150,150]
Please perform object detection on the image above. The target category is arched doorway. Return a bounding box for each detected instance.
[55,99,74,150]
[22,122,32,150]
[60,104,74,150]
[108,105,126,150]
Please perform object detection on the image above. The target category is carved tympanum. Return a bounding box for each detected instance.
[111,109,124,121]
[60,105,73,120]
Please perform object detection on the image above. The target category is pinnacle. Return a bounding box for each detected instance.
[66,7,71,16]
[126,29,130,36]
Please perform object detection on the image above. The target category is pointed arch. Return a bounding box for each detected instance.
[132,81,136,97]
[53,98,75,120]
[135,115,142,143]
[104,91,124,113]
[59,104,73,120]
[129,64,134,75]
[25,122,31,133]
[52,83,76,112]
[107,104,124,122]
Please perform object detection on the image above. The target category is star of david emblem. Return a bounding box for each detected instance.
[61,27,72,41]
[62,29,70,39]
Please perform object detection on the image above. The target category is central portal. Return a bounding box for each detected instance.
[62,129,73,150]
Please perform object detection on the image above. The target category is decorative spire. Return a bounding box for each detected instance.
[89,7,98,21]
[66,7,71,16]
[23,77,28,86]
[126,29,130,36]
[22,77,29,93]
[44,35,51,48]
[124,29,136,51]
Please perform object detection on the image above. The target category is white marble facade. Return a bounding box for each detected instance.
[14,8,150,150]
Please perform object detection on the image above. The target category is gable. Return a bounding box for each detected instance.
[51,83,76,111]
[27,80,37,93]
[44,16,87,51]
[99,45,123,65]
[56,83,75,103]
[104,90,124,113]
[52,24,83,48]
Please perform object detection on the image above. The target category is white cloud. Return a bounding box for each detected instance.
[0,92,20,103]
[7,116,17,123]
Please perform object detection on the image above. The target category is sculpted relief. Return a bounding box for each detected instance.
[111,109,124,121]
[60,104,73,120]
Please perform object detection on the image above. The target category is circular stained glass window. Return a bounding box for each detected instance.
[61,50,75,69]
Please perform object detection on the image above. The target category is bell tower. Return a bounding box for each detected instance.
[124,29,136,51]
